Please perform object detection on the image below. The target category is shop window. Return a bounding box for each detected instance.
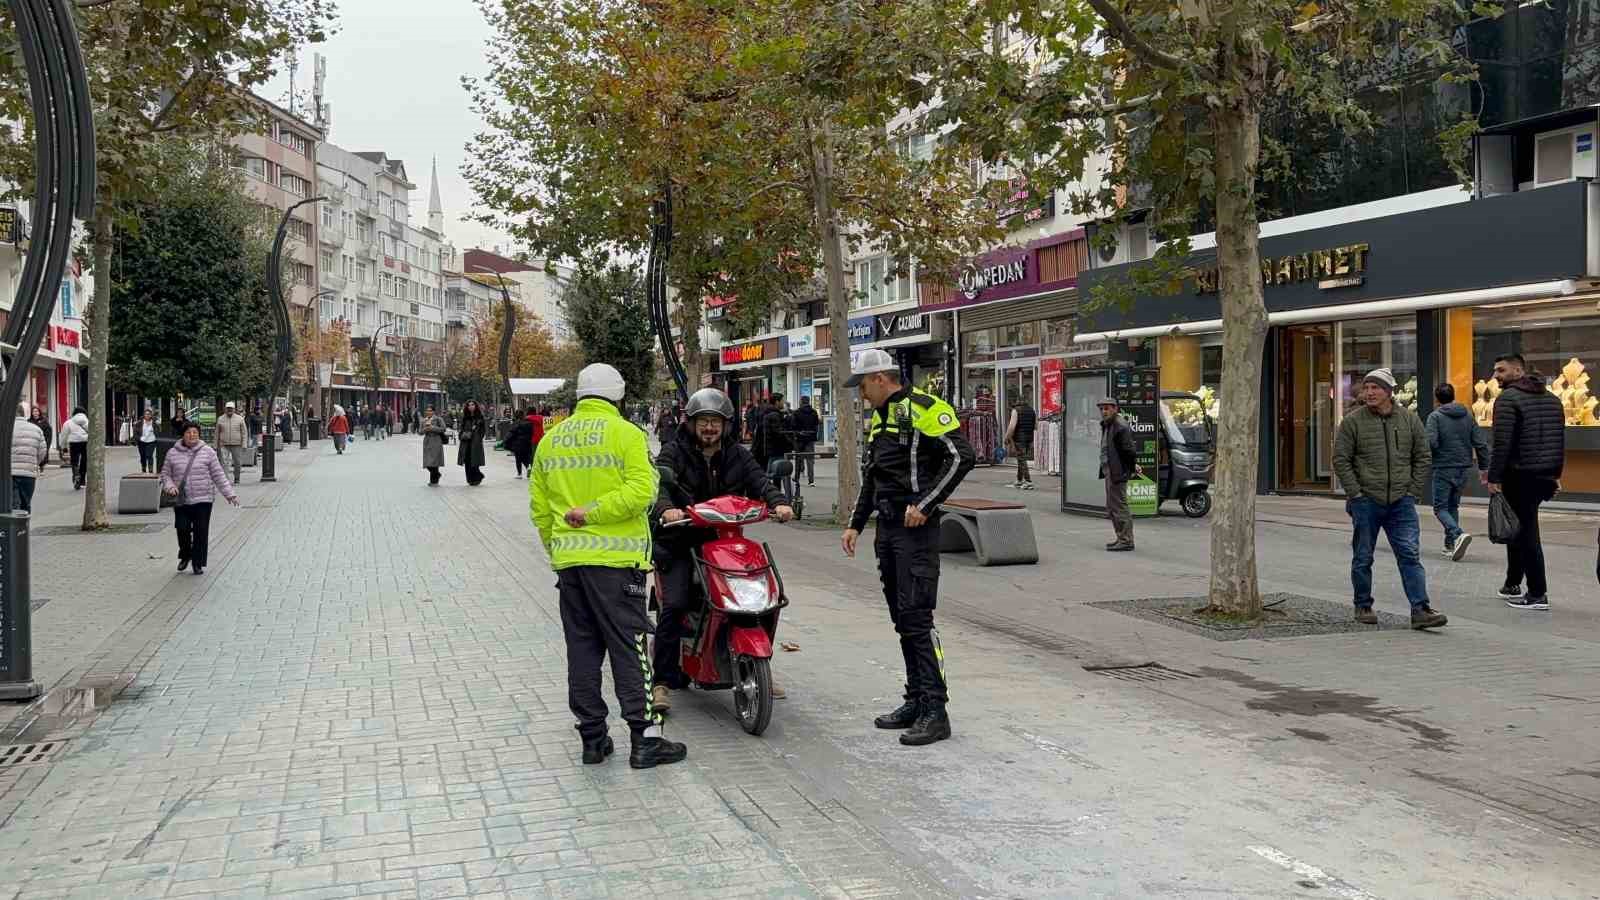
[1467,298,1600,425]
[962,327,996,363]
[1339,316,1419,412]
[1042,318,1073,354]
[998,321,1039,350]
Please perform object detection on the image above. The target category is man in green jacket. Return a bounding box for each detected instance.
[531,363,687,769]
[1331,368,1447,630]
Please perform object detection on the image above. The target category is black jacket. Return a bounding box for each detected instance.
[752,405,793,464]
[653,422,785,559]
[1489,374,1566,482]
[790,404,821,445]
[1099,415,1137,483]
[849,387,977,531]
[505,419,536,458]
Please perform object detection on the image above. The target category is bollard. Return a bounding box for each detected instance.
[261,432,276,482]
[0,511,40,700]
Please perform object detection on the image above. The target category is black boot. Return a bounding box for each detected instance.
[874,699,919,730]
[629,736,688,769]
[900,706,952,746]
[581,734,614,765]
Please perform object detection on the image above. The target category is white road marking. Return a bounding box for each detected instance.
[1247,845,1380,900]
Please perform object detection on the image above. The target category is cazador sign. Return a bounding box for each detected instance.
[959,255,1029,300]
[721,342,764,365]
[876,311,929,339]
[1193,243,1369,294]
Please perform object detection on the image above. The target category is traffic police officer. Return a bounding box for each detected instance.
[841,349,976,746]
[531,363,688,769]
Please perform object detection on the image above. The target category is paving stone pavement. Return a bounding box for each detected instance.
[0,436,944,900]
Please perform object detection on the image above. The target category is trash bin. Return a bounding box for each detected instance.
[153,436,178,472]
[308,418,323,441]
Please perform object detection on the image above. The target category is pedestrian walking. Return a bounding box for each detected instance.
[246,407,261,449]
[215,401,250,484]
[655,405,678,444]
[277,407,293,446]
[168,406,191,439]
[753,393,793,496]
[1487,352,1566,611]
[11,403,47,513]
[159,422,239,576]
[29,405,52,457]
[505,408,538,478]
[457,399,488,486]
[791,396,820,486]
[1006,395,1038,490]
[841,349,975,746]
[58,406,89,491]
[1332,367,1447,629]
[134,409,159,473]
[421,406,447,485]
[328,404,350,454]
[531,363,687,769]
[1098,397,1138,551]
[1425,383,1490,561]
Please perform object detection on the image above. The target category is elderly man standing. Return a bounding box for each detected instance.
[531,363,686,769]
[215,401,250,485]
[1332,368,1447,630]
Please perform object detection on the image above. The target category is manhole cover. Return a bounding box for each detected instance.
[0,741,66,768]
[33,524,165,536]
[1083,663,1198,683]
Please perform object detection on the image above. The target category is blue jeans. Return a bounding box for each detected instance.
[1349,495,1430,611]
[1431,466,1470,548]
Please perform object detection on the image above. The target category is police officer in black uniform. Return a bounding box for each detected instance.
[841,349,976,746]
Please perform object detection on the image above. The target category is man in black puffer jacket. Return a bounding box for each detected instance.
[651,389,792,710]
[1488,352,1566,611]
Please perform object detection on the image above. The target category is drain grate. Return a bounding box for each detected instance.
[0,741,66,768]
[1083,663,1199,683]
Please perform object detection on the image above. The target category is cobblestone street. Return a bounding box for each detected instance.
[0,437,1597,898]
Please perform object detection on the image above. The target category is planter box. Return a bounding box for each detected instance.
[117,474,161,515]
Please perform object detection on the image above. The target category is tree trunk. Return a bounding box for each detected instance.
[807,119,859,524]
[1206,57,1268,617]
[82,214,113,531]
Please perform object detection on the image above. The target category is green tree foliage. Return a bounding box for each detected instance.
[563,265,657,408]
[896,0,1480,615]
[110,139,275,402]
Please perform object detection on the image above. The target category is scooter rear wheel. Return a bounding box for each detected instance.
[732,655,773,736]
[1182,489,1212,518]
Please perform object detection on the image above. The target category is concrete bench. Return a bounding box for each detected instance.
[938,498,1039,566]
[117,474,162,515]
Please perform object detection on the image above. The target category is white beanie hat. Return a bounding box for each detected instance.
[577,363,626,402]
[1363,368,1396,391]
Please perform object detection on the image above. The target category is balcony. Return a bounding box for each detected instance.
[319,227,345,249]
[320,270,348,291]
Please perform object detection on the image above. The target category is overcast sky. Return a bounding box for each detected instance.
[262,0,514,256]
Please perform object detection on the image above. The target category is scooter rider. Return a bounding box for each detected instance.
[531,363,687,769]
[841,349,975,746]
[652,388,793,711]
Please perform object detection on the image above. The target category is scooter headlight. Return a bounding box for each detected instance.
[723,575,773,612]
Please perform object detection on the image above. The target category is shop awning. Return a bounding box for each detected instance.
[508,377,566,395]
[1073,279,1580,343]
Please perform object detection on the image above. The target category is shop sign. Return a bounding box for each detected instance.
[958,255,1029,301]
[0,206,19,243]
[415,377,440,391]
[846,315,877,345]
[996,178,1055,227]
[1040,359,1063,416]
[788,328,816,357]
[875,311,930,340]
[50,326,79,349]
[1192,243,1369,294]
[385,377,409,390]
[1111,367,1161,518]
[721,342,764,365]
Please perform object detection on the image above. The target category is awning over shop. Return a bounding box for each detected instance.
[509,377,566,395]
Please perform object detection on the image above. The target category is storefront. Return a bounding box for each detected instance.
[1077,179,1600,499]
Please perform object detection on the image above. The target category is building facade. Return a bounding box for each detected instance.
[459,248,574,343]
[0,198,90,438]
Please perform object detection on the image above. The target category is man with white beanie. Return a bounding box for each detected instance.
[530,363,687,769]
[1332,367,1448,630]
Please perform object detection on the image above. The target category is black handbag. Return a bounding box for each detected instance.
[160,449,198,509]
[1488,492,1520,544]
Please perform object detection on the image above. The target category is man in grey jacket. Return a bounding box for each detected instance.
[1425,383,1490,561]
[1332,368,1447,630]
[11,403,48,513]
[215,402,250,484]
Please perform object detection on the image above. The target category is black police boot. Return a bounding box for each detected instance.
[874,699,920,730]
[900,705,952,746]
[580,733,614,765]
[629,735,688,769]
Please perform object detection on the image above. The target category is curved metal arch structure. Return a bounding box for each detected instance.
[262,195,325,481]
[648,186,687,405]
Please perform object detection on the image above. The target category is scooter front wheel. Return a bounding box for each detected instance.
[731,655,773,736]
[1182,489,1212,518]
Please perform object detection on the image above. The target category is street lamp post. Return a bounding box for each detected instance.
[301,288,336,448]
[262,194,326,482]
[0,0,96,700]
[368,320,396,424]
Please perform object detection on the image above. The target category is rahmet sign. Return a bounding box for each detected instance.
[1192,243,1370,294]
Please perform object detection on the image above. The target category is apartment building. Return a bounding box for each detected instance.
[459,248,574,342]
[232,96,324,315]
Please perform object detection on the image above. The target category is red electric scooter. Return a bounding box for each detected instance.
[654,494,788,736]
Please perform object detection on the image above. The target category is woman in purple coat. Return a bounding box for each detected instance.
[160,422,239,575]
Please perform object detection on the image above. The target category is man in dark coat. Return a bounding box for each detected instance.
[650,388,792,711]
[1489,352,1567,610]
[790,396,821,486]
[1098,397,1138,552]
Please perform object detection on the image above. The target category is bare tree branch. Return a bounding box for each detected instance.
[1082,0,1191,72]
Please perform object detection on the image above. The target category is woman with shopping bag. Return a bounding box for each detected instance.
[159,422,238,576]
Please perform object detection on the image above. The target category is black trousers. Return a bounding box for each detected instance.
[465,464,483,485]
[137,441,156,472]
[174,502,214,567]
[875,518,949,708]
[69,441,86,486]
[1503,476,1554,598]
[558,566,661,738]
[651,555,698,689]
[426,466,441,484]
[794,441,816,482]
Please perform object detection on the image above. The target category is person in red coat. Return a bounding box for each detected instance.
[328,404,350,455]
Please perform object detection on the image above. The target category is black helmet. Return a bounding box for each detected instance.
[684,388,734,422]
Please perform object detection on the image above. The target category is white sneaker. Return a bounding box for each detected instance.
[1450,533,1473,561]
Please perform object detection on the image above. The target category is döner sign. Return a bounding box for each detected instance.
[721,343,764,365]
[1192,243,1370,294]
